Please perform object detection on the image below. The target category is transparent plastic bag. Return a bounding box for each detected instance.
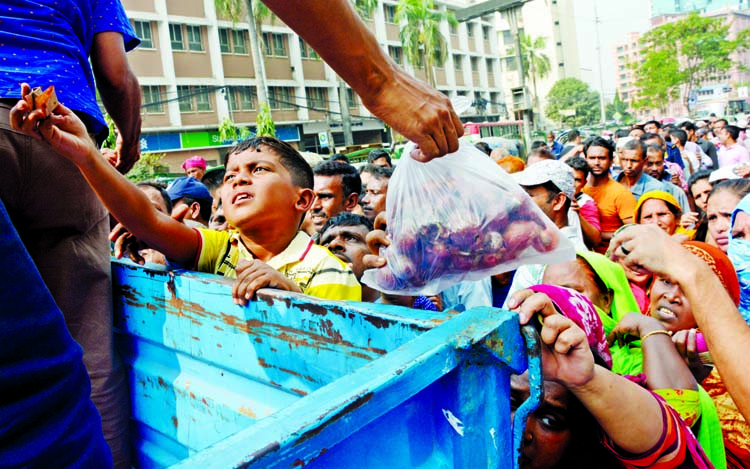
[361,142,575,296]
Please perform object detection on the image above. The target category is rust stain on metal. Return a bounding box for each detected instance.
[191,336,200,341]
[216,343,223,348]
[257,357,271,368]
[291,459,306,467]
[171,416,178,428]
[319,319,343,343]
[157,377,167,388]
[201,398,208,406]
[189,392,195,399]
[294,392,374,446]
[246,441,280,464]
[254,337,262,343]
[238,406,257,419]
[213,325,224,331]
[290,388,308,396]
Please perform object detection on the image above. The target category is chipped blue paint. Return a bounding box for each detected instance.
[112,260,540,468]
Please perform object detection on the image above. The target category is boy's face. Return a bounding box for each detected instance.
[221,147,311,230]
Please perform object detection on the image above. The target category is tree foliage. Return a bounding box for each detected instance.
[255,103,276,138]
[519,33,551,124]
[395,0,456,87]
[545,78,601,127]
[218,117,252,143]
[631,12,749,112]
[606,91,633,123]
[126,152,168,182]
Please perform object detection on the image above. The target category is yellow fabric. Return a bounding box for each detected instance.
[654,388,702,427]
[634,190,681,222]
[195,229,361,301]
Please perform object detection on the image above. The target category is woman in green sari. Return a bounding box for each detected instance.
[542,250,726,468]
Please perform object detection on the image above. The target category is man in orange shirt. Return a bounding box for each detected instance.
[583,136,636,253]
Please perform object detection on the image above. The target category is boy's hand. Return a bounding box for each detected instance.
[11,85,96,164]
[110,204,191,264]
[102,133,142,175]
[233,259,302,306]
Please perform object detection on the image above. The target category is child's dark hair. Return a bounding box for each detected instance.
[319,212,374,241]
[223,137,314,189]
[566,156,591,178]
[201,167,226,194]
[313,161,362,197]
[136,181,173,214]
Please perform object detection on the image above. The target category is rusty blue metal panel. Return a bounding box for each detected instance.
[171,307,527,469]
[112,261,538,468]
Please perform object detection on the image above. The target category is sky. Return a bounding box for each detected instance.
[572,0,652,101]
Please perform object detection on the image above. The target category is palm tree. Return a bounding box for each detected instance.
[395,0,456,88]
[214,0,272,107]
[353,0,379,20]
[520,33,551,124]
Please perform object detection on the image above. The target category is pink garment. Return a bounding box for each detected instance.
[718,143,750,168]
[629,281,650,314]
[665,161,687,190]
[579,197,601,231]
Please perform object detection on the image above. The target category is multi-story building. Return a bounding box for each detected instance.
[120,0,505,171]
[492,0,581,125]
[651,0,750,16]
[613,32,643,116]
[615,7,750,119]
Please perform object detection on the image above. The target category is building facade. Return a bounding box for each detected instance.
[614,7,750,119]
[492,0,581,125]
[651,0,750,16]
[121,0,506,171]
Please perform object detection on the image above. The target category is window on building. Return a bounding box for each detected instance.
[486,59,494,75]
[502,30,513,46]
[194,85,212,111]
[384,4,397,23]
[219,28,231,53]
[263,32,287,57]
[169,23,184,50]
[306,87,328,110]
[134,21,154,49]
[299,38,320,60]
[482,25,490,41]
[232,30,247,54]
[177,85,213,112]
[471,57,479,72]
[177,85,193,112]
[453,54,463,71]
[269,86,295,110]
[467,23,475,37]
[346,88,358,108]
[186,25,203,51]
[505,57,517,72]
[388,46,403,65]
[141,85,163,113]
[228,86,255,111]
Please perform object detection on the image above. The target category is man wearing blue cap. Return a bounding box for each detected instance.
[167,177,214,228]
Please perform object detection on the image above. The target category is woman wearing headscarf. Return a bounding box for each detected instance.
[544,249,726,467]
[635,190,689,238]
[543,250,644,376]
[728,192,750,325]
[509,285,713,469]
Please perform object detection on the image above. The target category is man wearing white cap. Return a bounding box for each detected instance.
[502,160,587,307]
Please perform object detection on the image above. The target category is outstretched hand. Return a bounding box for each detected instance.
[363,71,463,161]
[10,84,97,164]
[110,203,191,264]
[507,290,595,389]
[608,224,688,280]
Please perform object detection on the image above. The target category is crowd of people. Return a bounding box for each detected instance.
[3,1,750,469]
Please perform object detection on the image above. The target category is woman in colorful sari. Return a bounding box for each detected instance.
[635,190,689,238]
[612,226,750,468]
[509,285,713,469]
[543,250,727,468]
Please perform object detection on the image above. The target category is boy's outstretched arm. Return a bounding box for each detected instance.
[10,88,199,266]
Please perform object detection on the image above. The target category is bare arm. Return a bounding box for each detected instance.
[11,97,198,266]
[510,291,666,454]
[262,0,462,160]
[611,224,750,420]
[609,313,697,391]
[578,212,602,248]
[90,31,142,174]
